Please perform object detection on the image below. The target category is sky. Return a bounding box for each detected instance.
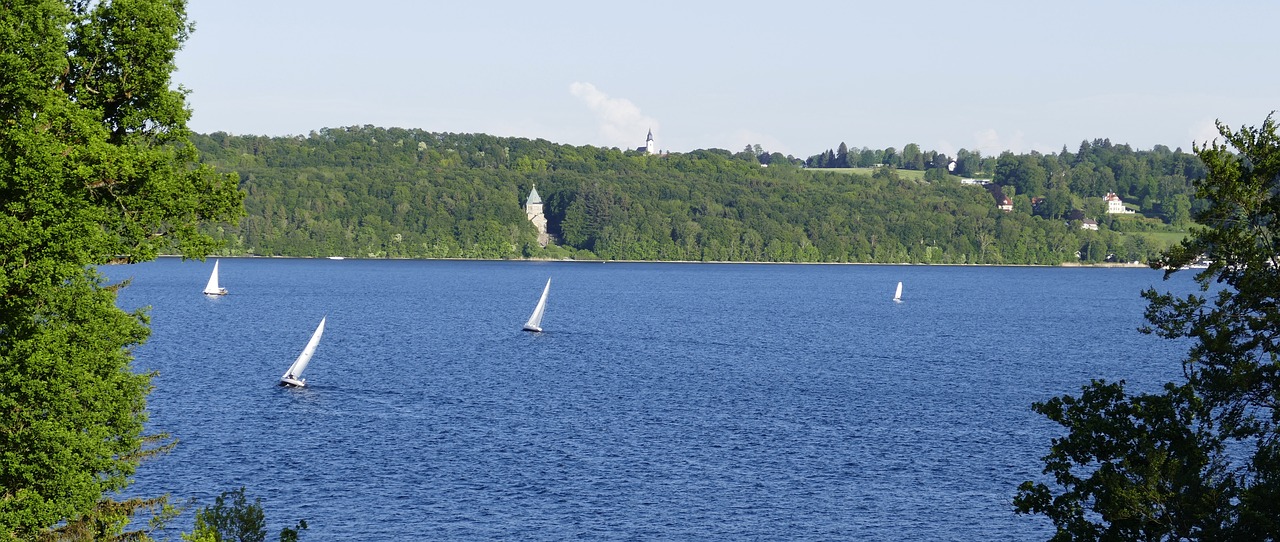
[174,0,1280,159]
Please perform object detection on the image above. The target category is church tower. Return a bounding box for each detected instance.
[525,185,549,247]
[645,128,655,155]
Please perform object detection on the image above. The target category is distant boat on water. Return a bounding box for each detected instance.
[522,278,551,332]
[327,256,345,260]
[280,317,325,388]
[893,281,903,302]
[203,260,228,296]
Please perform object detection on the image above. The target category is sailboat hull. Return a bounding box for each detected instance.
[522,324,542,332]
[204,288,228,296]
[279,377,306,388]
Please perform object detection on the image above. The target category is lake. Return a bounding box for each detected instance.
[104,258,1196,540]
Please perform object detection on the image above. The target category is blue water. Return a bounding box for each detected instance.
[103,259,1195,540]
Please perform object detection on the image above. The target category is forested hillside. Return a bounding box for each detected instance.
[191,126,1199,264]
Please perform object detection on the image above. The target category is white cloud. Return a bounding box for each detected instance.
[569,82,658,149]
[1188,118,1222,149]
[972,128,1032,156]
[936,140,957,160]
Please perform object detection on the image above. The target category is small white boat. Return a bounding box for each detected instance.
[522,278,551,332]
[893,281,903,302]
[280,317,326,387]
[327,256,345,260]
[203,260,228,296]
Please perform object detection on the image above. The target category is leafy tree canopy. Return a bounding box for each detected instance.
[1016,114,1280,540]
[181,487,307,542]
[0,0,242,538]
[191,127,1186,266]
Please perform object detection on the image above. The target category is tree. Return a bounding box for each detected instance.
[902,143,924,170]
[182,487,307,542]
[767,152,793,168]
[1016,115,1280,539]
[1038,188,1074,220]
[1016,381,1229,540]
[0,0,243,538]
[954,149,978,177]
[1083,197,1106,221]
[996,153,1049,196]
[1164,193,1192,226]
[882,147,898,167]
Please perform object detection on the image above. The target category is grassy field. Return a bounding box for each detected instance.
[808,167,930,181]
[1139,231,1190,245]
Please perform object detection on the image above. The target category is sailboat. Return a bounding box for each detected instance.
[203,260,228,295]
[522,278,551,332]
[893,281,903,302]
[280,316,326,388]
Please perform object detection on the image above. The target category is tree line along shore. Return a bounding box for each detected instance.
[191,127,1199,266]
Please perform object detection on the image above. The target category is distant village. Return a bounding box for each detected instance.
[523,130,1143,245]
[979,177,1134,231]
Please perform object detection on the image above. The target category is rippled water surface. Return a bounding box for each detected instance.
[105,259,1194,540]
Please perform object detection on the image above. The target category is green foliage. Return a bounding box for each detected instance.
[38,490,187,542]
[813,138,1202,228]
[1017,115,1280,539]
[1164,193,1192,226]
[0,0,243,538]
[1015,381,1228,540]
[277,520,307,542]
[184,487,264,542]
[182,488,306,542]
[191,127,1179,265]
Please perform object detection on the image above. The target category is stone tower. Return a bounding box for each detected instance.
[525,185,549,247]
[645,128,655,155]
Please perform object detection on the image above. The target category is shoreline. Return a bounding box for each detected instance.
[158,254,1153,269]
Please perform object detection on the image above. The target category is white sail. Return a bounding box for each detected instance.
[280,317,325,387]
[893,281,903,302]
[522,278,551,332]
[203,260,227,295]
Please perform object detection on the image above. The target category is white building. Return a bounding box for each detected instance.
[525,185,549,247]
[637,129,655,155]
[1104,192,1134,214]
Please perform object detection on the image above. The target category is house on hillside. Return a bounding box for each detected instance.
[987,185,1013,212]
[1104,192,1135,214]
[1065,209,1098,229]
[997,196,1013,212]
